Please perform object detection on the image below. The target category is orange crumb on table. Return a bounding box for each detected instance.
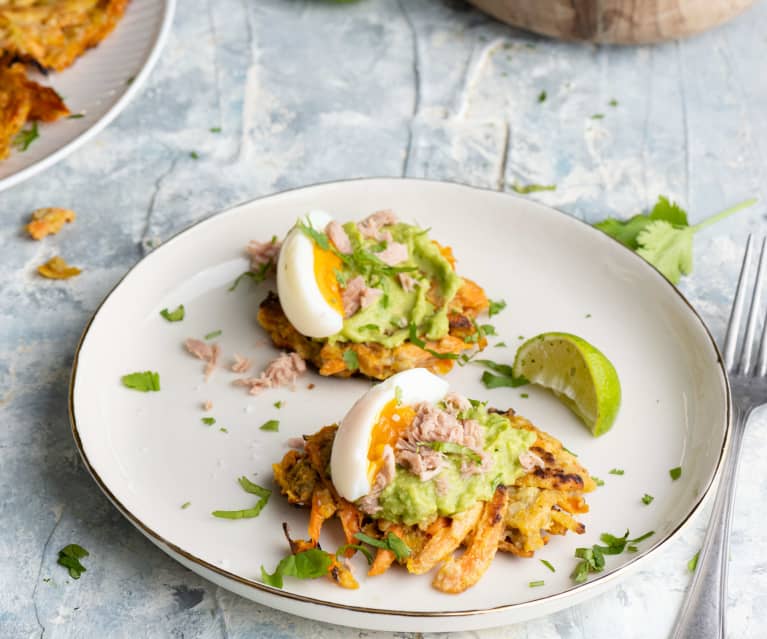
[26,207,76,240]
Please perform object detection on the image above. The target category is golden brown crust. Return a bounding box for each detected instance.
[257,276,490,381]
[0,0,129,71]
[271,409,594,593]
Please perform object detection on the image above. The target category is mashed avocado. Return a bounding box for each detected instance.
[327,222,462,348]
[376,402,537,526]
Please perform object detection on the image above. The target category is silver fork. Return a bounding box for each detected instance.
[671,236,767,639]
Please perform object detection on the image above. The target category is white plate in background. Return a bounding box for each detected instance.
[0,0,175,192]
[69,178,729,632]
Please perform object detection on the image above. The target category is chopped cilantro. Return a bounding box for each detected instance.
[474,359,528,389]
[212,477,271,519]
[641,493,654,505]
[13,122,39,152]
[540,559,555,573]
[336,544,374,565]
[511,182,556,194]
[608,468,624,476]
[219,427,228,433]
[562,446,578,457]
[494,342,507,348]
[260,419,280,432]
[591,113,605,119]
[343,349,359,372]
[591,476,605,486]
[204,329,222,340]
[670,466,682,480]
[228,261,272,291]
[488,299,507,316]
[529,580,545,587]
[273,401,283,409]
[424,441,482,464]
[571,530,654,583]
[201,417,216,426]
[160,304,185,322]
[121,371,160,392]
[688,550,700,572]
[585,313,592,318]
[181,501,191,509]
[479,324,497,336]
[520,393,529,398]
[297,220,330,250]
[537,90,547,103]
[67,113,85,119]
[609,99,618,107]
[57,544,89,579]
[210,127,222,133]
[189,151,200,159]
[260,548,333,589]
[408,322,459,360]
[354,532,411,561]
[594,196,757,284]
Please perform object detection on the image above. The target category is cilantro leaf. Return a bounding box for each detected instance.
[511,183,556,194]
[570,530,653,583]
[13,122,39,152]
[670,466,682,480]
[354,532,411,561]
[160,304,185,322]
[474,359,529,389]
[260,419,280,432]
[641,493,654,505]
[212,476,271,519]
[343,349,359,372]
[297,220,330,250]
[591,476,604,486]
[336,544,374,564]
[537,90,547,103]
[688,550,700,572]
[608,468,624,476]
[228,260,272,291]
[204,329,222,340]
[57,544,89,579]
[201,417,216,425]
[488,299,507,316]
[540,559,555,572]
[260,548,333,589]
[423,441,482,464]
[529,580,545,587]
[594,214,655,250]
[121,371,160,392]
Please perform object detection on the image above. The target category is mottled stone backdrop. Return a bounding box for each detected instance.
[2,0,766,637]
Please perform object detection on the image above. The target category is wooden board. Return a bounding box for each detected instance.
[468,0,756,44]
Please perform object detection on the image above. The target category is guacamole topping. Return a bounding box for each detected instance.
[376,401,536,526]
[322,218,462,348]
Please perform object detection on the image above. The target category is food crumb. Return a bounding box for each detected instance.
[307,383,315,390]
[26,208,76,240]
[203,400,213,411]
[231,353,251,373]
[37,256,81,279]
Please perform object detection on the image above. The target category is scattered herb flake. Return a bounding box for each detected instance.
[336,544,374,565]
[297,220,330,250]
[343,349,359,372]
[121,371,160,392]
[540,559,555,573]
[520,393,529,398]
[488,299,507,316]
[260,419,280,432]
[204,329,222,340]
[688,550,700,572]
[670,466,682,480]
[591,113,605,119]
[260,548,333,589]
[212,477,271,519]
[57,544,89,579]
[219,427,228,433]
[571,530,654,583]
[354,532,411,561]
[494,342,507,348]
[13,122,39,151]
[181,501,191,509]
[591,476,605,486]
[641,493,654,505]
[67,113,85,119]
[529,580,545,587]
[609,99,618,107]
[229,261,272,291]
[479,324,497,336]
[562,446,578,457]
[201,417,216,426]
[608,468,624,476]
[474,359,529,389]
[273,401,283,409]
[160,304,185,322]
[424,441,482,464]
[189,151,200,159]
[511,182,556,194]
[538,90,547,103]
[210,127,222,133]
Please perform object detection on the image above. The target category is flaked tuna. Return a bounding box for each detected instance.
[398,272,418,292]
[378,241,408,266]
[325,220,352,254]
[184,338,221,380]
[246,238,281,271]
[234,351,306,396]
[357,209,398,240]
[342,276,383,318]
[231,353,251,373]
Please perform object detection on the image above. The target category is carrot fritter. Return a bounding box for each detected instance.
[0,0,129,71]
[0,60,69,159]
[271,410,594,593]
[258,275,489,381]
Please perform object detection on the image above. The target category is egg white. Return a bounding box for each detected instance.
[330,368,450,502]
[276,210,344,338]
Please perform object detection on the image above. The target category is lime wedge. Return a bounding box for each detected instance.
[512,332,621,436]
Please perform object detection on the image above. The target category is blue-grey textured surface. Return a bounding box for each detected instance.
[2,0,767,637]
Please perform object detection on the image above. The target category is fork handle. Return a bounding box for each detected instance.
[670,405,749,639]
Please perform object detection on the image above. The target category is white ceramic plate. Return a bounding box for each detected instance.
[0,0,175,192]
[70,179,729,632]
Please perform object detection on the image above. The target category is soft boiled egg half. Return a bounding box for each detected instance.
[330,369,449,502]
[277,210,345,338]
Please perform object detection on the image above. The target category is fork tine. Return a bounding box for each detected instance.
[740,238,767,374]
[723,235,754,371]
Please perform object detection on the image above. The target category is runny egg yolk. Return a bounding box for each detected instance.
[313,243,344,316]
[367,398,417,484]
